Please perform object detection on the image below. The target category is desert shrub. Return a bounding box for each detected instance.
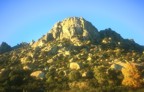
[0,69,10,82]
[122,62,142,88]
[45,71,55,84]
[68,70,81,81]
[108,69,123,85]
[94,66,108,85]
[46,76,54,83]
[22,81,44,92]
[86,70,94,79]
[9,74,23,85]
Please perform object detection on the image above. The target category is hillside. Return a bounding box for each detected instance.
[0,17,144,92]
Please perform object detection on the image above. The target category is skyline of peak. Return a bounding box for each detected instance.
[0,16,144,47]
[0,1,144,46]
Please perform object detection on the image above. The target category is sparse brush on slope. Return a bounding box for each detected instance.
[0,17,144,91]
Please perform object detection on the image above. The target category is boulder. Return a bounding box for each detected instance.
[30,71,45,79]
[70,62,81,70]
[64,51,70,56]
[47,59,54,63]
[23,65,31,70]
[82,72,87,77]
[0,68,5,74]
[110,64,123,70]
[87,56,92,61]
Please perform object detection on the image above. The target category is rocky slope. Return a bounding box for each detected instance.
[0,17,144,91]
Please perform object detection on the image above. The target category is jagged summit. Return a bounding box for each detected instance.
[32,17,100,47]
[31,17,144,52]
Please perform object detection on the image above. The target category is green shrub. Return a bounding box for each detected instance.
[68,70,81,81]
[94,66,108,85]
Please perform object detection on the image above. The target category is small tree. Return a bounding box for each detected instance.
[108,69,123,85]
[9,74,23,85]
[122,62,142,88]
[94,66,108,85]
[68,70,81,81]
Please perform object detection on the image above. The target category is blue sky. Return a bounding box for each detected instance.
[0,0,144,46]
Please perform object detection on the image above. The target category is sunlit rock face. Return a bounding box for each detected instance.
[32,17,100,47]
[48,17,100,41]
[30,71,45,80]
[70,62,81,70]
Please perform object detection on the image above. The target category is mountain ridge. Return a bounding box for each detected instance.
[30,17,143,52]
[0,17,144,91]
[0,17,144,53]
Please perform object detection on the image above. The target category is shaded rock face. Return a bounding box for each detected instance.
[99,28,123,41]
[110,64,123,70]
[0,42,12,54]
[32,17,100,47]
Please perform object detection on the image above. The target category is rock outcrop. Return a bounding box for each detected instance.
[70,62,81,70]
[0,42,12,54]
[32,17,100,47]
[30,71,45,79]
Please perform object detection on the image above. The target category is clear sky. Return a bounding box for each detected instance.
[0,0,144,46]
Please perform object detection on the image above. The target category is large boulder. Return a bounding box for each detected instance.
[47,59,54,64]
[23,65,31,70]
[30,71,45,79]
[110,64,123,70]
[70,62,81,70]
